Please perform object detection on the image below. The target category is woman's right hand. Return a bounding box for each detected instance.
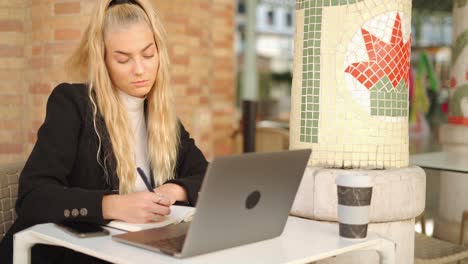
[102,192,171,223]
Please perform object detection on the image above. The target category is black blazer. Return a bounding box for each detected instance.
[0,83,208,263]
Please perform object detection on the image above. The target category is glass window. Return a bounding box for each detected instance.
[238,1,245,14]
[286,12,292,27]
[267,10,275,26]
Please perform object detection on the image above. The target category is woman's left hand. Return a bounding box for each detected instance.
[154,183,188,205]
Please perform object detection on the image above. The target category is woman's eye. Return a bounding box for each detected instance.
[117,60,129,64]
[143,54,154,58]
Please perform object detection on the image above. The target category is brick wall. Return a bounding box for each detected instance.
[0,0,236,165]
[0,0,26,164]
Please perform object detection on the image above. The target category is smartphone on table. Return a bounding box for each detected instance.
[57,222,110,238]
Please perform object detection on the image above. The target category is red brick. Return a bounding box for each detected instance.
[28,131,37,144]
[44,43,74,55]
[55,2,81,15]
[0,143,22,154]
[171,56,189,65]
[187,86,201,95]
[30,58,52,69]
[29,82,51,94]
[32,45,43,56]
[0,45,24,57]
[214,140,233,156]
[55,29,81,41]
[200,96,209,105]
[172,75,189,85]
[0,19,23,32]
[32,120,42,131]
[0,95,22,104]
[0,120,20,130]
[0,69,23,81]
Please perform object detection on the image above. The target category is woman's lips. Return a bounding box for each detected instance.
[132,80,148,87]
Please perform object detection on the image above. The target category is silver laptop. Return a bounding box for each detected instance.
[112,149,311,258]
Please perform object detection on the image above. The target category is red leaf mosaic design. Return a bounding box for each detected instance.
[345,14,411,90]
[451,77,457,89]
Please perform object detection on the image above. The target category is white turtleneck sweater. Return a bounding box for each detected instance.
[118,90,151,192]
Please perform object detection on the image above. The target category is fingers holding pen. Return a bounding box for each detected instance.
[153,192,171,206]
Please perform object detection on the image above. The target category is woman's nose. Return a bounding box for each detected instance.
[134,59,144,75]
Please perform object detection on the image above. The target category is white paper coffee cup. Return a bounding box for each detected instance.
[336,174,373,239]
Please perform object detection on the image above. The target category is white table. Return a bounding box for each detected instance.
[14,216,395,264]
[410,152,468,173]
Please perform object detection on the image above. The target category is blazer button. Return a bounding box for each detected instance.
[64,209,70,218]
[71,208,79,217]
[80,208,88,216]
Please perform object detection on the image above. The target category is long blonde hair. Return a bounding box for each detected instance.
[67,0,179,194]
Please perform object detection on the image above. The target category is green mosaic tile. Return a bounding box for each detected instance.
[449,84,468,116]
[456,0,468,8]
[299,0,365,143]
[452,30,468,66]
[368,77,409,117]
[296,0,305,10]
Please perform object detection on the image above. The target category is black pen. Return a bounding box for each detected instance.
[137,167,154,193]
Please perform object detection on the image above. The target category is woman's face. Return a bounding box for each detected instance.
[104,21,159,98]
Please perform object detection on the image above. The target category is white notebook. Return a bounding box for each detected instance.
[106,205,196,232]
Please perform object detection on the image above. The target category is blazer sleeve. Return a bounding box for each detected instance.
[16,83,110,226]
[166,123,208,206]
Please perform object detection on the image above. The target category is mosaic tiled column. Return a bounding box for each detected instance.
[435,0,468,243]
[290,1,425,263]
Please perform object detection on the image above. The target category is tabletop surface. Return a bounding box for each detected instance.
[23,216,382,264]
[409,152,468,173]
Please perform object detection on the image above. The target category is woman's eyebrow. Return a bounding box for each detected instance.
[114,43,154,55]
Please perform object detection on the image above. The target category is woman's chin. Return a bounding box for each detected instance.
[129,87,151,98]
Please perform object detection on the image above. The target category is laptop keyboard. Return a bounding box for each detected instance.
[148,235,186,253]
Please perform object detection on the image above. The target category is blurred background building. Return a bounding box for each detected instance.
[235,0,294,121]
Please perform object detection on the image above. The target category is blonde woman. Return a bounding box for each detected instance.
[0,0,208,262]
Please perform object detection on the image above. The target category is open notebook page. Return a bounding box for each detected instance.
[106,205,196,232]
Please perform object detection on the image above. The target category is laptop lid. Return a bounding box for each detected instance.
[180,149,311,257]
